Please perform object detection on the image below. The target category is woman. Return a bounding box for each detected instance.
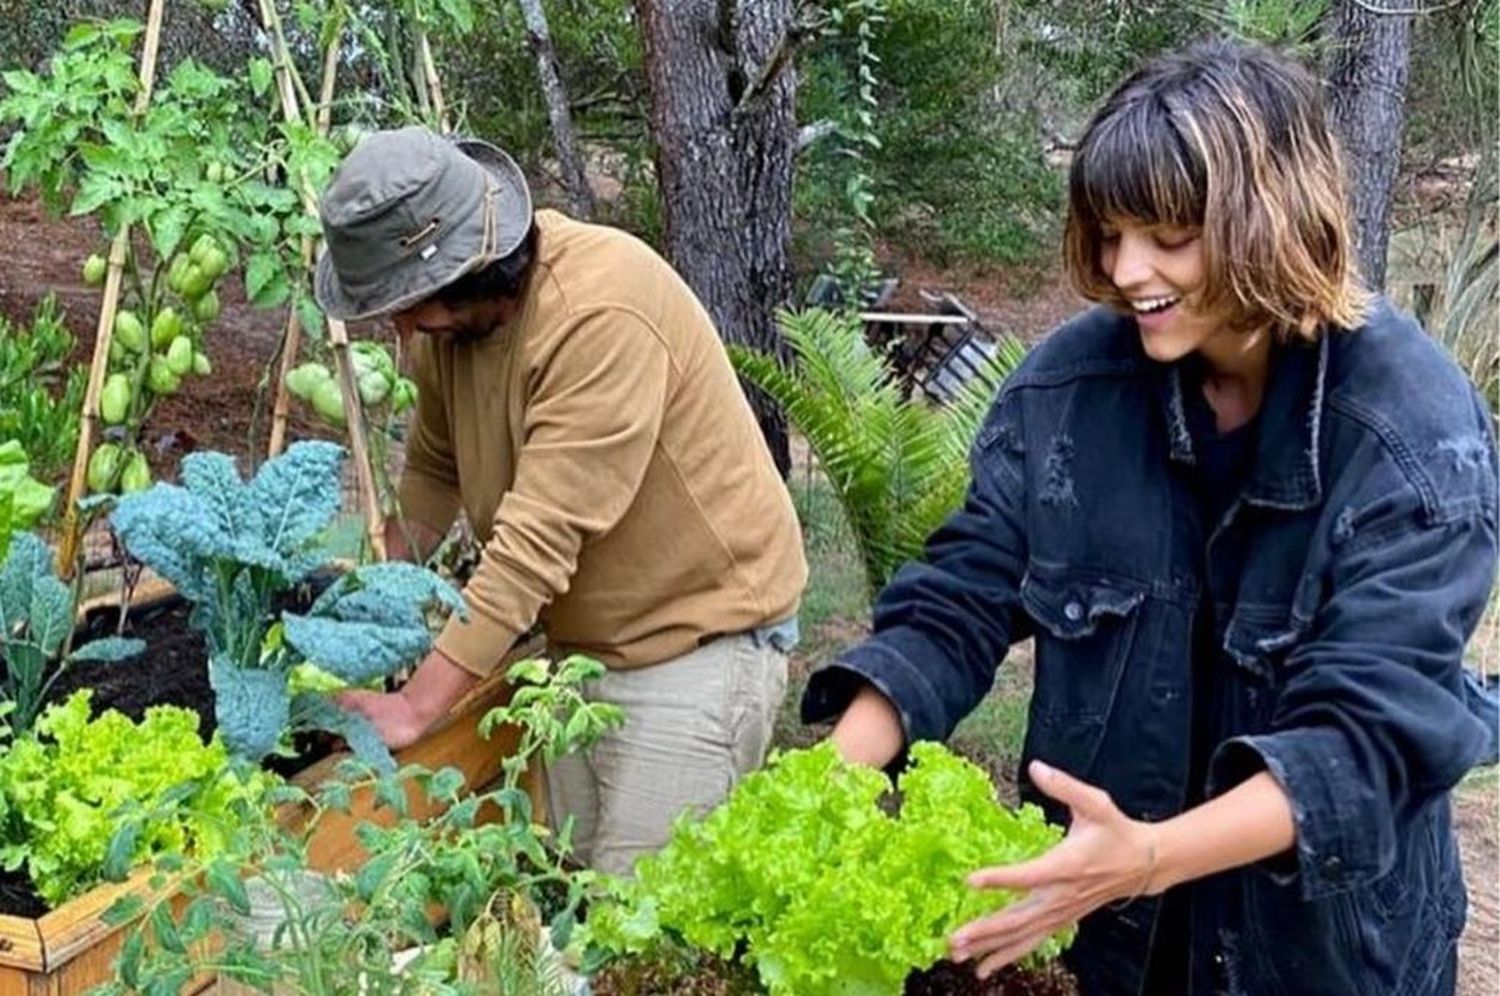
[803,40,1496,995]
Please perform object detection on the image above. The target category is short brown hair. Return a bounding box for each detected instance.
[1062,40,1371,339]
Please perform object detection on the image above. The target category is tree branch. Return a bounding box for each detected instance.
[731,6,826,119]
[1349,0,1466,15]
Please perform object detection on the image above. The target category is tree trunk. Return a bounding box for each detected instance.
[633,0,798,475]
[516,0,596,220]
[1325,0,1414,291]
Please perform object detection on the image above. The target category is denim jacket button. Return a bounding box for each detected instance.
[1064,600,1085,622]
[1323,855,1343,877]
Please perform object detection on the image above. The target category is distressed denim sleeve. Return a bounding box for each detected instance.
[802,390,1030,745]
[1208,482,1496,900]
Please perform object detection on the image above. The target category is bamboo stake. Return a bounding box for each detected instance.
[258,0,385,560]
[56,0,168,578]
[269,29,343,458]
[418,33,451,133]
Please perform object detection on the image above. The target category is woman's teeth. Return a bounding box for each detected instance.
[1131,296,1180,314]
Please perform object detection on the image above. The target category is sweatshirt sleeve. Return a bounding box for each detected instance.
[435,309,671,675]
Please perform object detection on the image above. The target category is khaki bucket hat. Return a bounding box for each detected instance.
[314,126,533,321]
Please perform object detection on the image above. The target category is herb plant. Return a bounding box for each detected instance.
[0,531,143,737]
[97,655,623,996]
[0,690,268,907]
[109,441,464,769]
[0,296,85,480]
[586,741,1073,996]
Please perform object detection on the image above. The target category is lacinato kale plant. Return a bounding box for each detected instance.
[0,531,143,738]
[586,741,1074,996]
[109,441,464,769]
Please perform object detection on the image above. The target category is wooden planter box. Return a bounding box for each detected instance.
[0,659,532,995]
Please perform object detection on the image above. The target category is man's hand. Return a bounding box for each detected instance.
[336,647,480,751]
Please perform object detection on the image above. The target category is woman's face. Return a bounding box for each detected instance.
[1098,218,1233,364]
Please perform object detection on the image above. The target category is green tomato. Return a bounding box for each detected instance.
[166,336,195,376]
[147,356,181,396]
[310,378,346,425]
[193,289,221,323]
[192,351,212,376]
[356,369,391,406]
[82,253,107,286]
[119,451,152,494]
[87,443,123,493]
[180,263,211,301]
[204,161,225,184]
[285,362,332,401]
[113,310,146,353]
[99,373,132,425]
[167,254,192,294]
[199,245,229,280]
[390,377,417,414]
[150,307,182,349]
[189,234,218,266]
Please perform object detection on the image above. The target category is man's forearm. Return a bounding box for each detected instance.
[400,647,481,731]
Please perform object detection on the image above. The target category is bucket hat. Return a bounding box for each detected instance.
[314,126,533,321]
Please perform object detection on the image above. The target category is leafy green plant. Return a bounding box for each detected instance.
[108,440,464,769]
[586,740,1071,996]
[0,689,268,907]
[0,442,55,563]
[0,530,143,738]
[96,655,623,996]
[0,296,85,480]
[732,308,1023,596]
[0,17,340,490]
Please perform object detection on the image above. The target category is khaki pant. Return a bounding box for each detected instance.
[544,632,789,876]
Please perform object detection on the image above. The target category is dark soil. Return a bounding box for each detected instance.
[51,597,216,737]
[590,952,1077,996]
[905,960,1078,996]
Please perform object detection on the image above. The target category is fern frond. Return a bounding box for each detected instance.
[734,309,1027,594]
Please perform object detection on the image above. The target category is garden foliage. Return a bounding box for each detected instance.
[109,441,464,769]
[0,530,142,737]
[0,690,266,907]
[0,296,84,480]
[97,655,623,996]
[587,741,1072,996]
[733,308,1023,595]
[0,443,54,564]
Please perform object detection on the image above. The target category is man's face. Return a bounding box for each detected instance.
[391,297,502,344]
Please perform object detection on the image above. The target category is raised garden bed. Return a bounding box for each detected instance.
[0,581,535,993]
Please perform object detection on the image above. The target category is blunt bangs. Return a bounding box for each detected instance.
[1069,95,1205,232]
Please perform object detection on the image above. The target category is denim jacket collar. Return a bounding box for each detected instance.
[1162,333,1329,511]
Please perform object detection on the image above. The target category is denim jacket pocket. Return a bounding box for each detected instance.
[1020,563,1148,779]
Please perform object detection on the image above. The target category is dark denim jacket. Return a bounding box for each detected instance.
[803,300,1498,996]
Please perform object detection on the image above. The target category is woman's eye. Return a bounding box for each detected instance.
[1154,231,1198,250]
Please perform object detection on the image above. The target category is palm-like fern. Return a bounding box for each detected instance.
[732,308,1026,597]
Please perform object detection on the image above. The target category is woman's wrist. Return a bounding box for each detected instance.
[830,683,905,768]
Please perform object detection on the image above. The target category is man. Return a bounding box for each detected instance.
[314,126,808,875]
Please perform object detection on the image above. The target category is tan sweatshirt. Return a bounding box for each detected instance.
[398,210,807,675]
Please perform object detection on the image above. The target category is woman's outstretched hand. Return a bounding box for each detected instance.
[948,760,1158,980]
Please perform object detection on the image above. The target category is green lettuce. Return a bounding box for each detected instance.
[0,690,269,906]
[588,741,1073,996]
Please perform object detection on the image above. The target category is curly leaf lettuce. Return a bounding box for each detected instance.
[589,741,1072,996]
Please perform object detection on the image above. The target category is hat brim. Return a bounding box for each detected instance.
[314,137,534,322]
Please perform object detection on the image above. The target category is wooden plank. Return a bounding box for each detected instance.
[286,649,535,872]
[859,311,971,325]
[0,917,43,972]
[37,868,170,970]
